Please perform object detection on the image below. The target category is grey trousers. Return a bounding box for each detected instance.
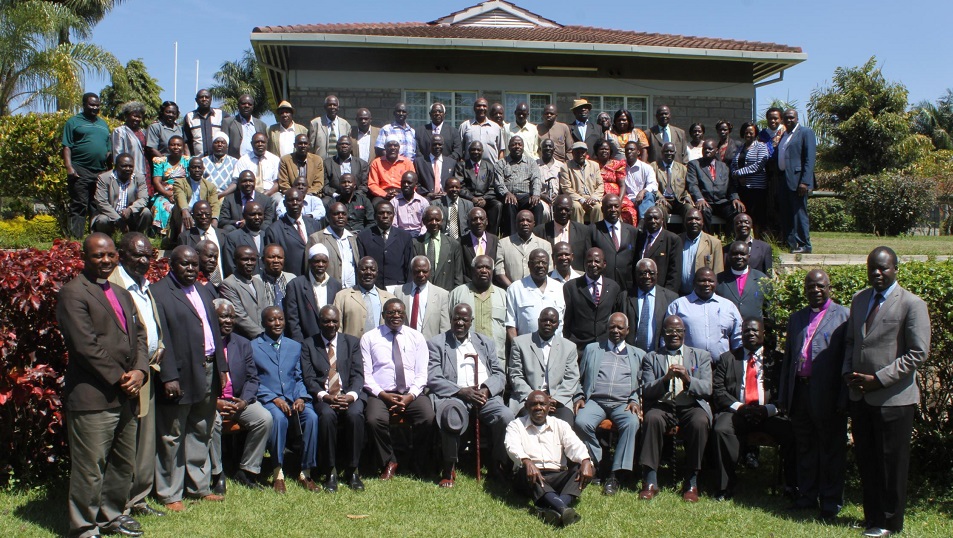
[210,401,273,475]
[436,395,514,466]
[67,403,138,538]
[125,387,156,511]
[574,399,640,472]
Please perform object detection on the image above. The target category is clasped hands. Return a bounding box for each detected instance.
[119,370,145,397]
[379,391,414,414]
[273,397,305,416]
[322,392,356,411]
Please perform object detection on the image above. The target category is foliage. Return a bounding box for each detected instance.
[99,58,163,120]
[807,197,854,232]
[756,98,798,130]
[912,89,953,151]
[0,0,118,115]
[0,215,59,248]
[210,49,267,117]
[808,56,927,175]
[843,172,936,236]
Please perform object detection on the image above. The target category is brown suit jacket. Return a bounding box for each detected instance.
[267,122,309,156]
[332,286,397,339]
[278,153,325,195]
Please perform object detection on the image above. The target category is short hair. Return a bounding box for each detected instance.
[82,92,99,105]
[430,102,446,113]
[159,100,179,113]
[212,298,235,311]
[118,231,149,254]
[689,122,705,134]
[120,101,146,118]
[765,107,783,118]
[870,246,899,266]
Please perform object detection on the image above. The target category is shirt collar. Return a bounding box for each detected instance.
[811,298,833,314]
[612,341,627,353]
[730,267,750,276]
[585,275,602,287]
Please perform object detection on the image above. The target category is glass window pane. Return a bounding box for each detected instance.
[452,92,477,126]
[580,95,601,112]
[405,91,429,127]
[503,93,527,124]
[602,97,625,116]
[529,94,550,124]
[626,97,649,129]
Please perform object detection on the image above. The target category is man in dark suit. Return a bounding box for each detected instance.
[300,305,366,492]
[534,194,589,272]
[221,201,266,279]
[414,134,456,199]
[284,244,342,342]
[59,233,148,537]
[414,206,463,292]
[416,102,463,161]
[218,171,277,233]
[716,241,768,321]
[221,94,267,158]
[568,99,603,156]
[589,194,638,291]
[711,317,794,500]
[622,258,678,353]
[454,141,501,234]
[348,108,380,163]
[460,207,499,282]
[263,189,322,276]
[844,247,931,536]
[687,140,745,231]
[179,200,227,251]
[357,200,415,287]
[635,206,682,293]
[777,109,816,253]
[323,137,369,196]
[779,269,850,520]
[150,245,227,511]
[647,106,689,164]
[196,240,224,297]
[430,177,473,240]
[219,245,270,340]
[725,212,772,275]
[427,304,514,487]
[562,247,621,352]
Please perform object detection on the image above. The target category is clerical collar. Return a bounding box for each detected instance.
[811,298,832,314]
[730,267,749,276]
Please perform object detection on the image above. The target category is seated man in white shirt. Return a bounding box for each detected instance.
[623,140,659,219]
[234,132,281,204]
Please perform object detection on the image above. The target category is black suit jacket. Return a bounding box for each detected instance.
[570,120,604,156]
[218,191,277,233]
[414,154,457,195]
[300,332,366,401]
[562,276,623,349]
[533,220,590,271]
[621,285,678,352]
[779,303,850,416]
[635,229,682,293]
[414,232,464,291]
[686,159,738,206]
[715,268,767,321]
[222,115,267,158]
[454,158,497,200]
[712,347,783,413]
[222,226,264,278]
[223,332,259,403]
[589,220,638,290]
[724,239,773,275]
[460,231,499,283]
[416,122,463,161]
[151,274,227,405]
[178,226,225,250]
[357,225,415,287]
[323,155,369,196]
[263,214,322,276]
[283,274,342,342]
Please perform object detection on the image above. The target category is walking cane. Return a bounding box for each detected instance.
[468,353,482,483]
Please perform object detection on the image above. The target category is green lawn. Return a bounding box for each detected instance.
[777,232,953,256]
[4,466,953,537]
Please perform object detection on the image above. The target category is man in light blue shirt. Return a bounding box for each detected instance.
[666,268,742,362]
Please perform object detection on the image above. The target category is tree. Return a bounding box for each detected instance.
[210,49,267,117]
[756,98,798,130]
[912,89,953,151]
[100,58,163,120]
[808,57,929,175]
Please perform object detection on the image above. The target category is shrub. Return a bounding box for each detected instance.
[807,197,855,232]
[843,172,936,235]
[0,215,60,248]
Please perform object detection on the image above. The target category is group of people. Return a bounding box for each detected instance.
[60,91,924,537]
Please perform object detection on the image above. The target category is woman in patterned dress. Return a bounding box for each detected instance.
[592,138,637,226]
[150,135,188,235]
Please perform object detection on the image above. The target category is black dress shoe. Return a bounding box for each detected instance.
[233,469,263,490]
[348,472,365,491]
[212,473,226,495]
[130,504,165,517]
[105,515,143,537]
[323,473,339,493]
[602,477,620,496]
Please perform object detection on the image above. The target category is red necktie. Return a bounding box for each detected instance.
[744,354,759,405]
[410,286,420,329]
[709,163,716,179]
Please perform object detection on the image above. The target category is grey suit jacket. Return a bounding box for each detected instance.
[780,302,849,415]
[843,286,930,406]
[509,332,580,410]
[715,268,768,321]
[219,274,269,340]
[414,232,464,292]
[779,124,816,191]
[393,282,451,340]
[641,346,713,419]
[93,170,149,222]
[222,115,267,158]
[578,340,644,404]
[648,124,689,164]
[309,116,352,160]
[427,331,505,399]
[306,226,361,284]
[431,195,473,238]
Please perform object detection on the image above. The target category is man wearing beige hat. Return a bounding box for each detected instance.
[268,100,308,158]
[559,141,604,223]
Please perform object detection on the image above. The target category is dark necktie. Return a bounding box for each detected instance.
[410,287,421,330]
[426,236,436,268]
[635,292,651,351]
[591,281,600,305]
[866,292,885,333]
[447,203,459,239]
[392,329,407,393]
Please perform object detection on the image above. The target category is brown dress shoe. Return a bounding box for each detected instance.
[380,461,398,480]
[201,494,225,502]
[638,484,659,500]
[273,478,286,494]
[682,486,700,502]
[164,501,186,512]
[298,476,319,492]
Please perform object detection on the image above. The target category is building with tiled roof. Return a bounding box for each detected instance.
[251,0,805,134]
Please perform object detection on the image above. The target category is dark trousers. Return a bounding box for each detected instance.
[700,201,739,234]
[711,410,795,491]
[499,195,543,237]
[315,398,365,474]
[365,394,435,469]
[778,187,811,250]
[850,400,915,532]
[737,186,769,233]
[639,404,710,472]
[68,165,103,239]
[790,381,847,512]
[480,196,503,236]
[514,466,583,504]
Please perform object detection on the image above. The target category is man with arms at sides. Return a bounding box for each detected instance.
[259,245,297,308]
[217,171,276,234]
[716,241,768,321]
[252,307,319,493]
[430,176,473,241]
[62,92,111,238]
[534,195,589,273]
[844,247,930,537]
[393,172,429,238]
[509,308,579,426]
[687,139,745,232]
[505,249,566,341]
[454,141,502,234]
[300,305,366,492]
[550,242,583,282]
[460,207,499,283]
[623,140,659,220]
[367,139,415,206]
[414,134,456,199]
[711,317,794,501]
[349,108,380,163]
[307,202,360,288]
[417,102,463,161]
[59,233,147,537]
[508,102,540,159]
[374,102,416,160]
[324,174,374,233]
[589,194,638,291]
[324,137,369,198]
[777,109,816,254]
[284,244,342,342]
[362,298,435,479]
[667,268,743,364]
[726,212,773,275]
[276,176,326,224]
[201,132,239,199]
[779,269,849,520]
[504,390,593,527]
[233,132,281,203]
[91,154,152,235]
[679,208,723,296]
[562,248,622,353]
[308,95,351,160]
[183,89,224,158]
[635,206,682,294]
[558,142,604,224]
[638,315,712,502]
[333,256,397,339]
[647,105,688,164]
[495,210,551,289]
[415,206,464,292]
[278,133,325,199]
[263,188,322,276]
[574,313,644,496]
[170,157,221,244]
[568,99,604,156]
[494,136,543,237]
[150,246,227,512]
[221,94,266,159]
[219,245,270,340]
[428,304,514,487]
[357,200,415,287]
[622,258,679,354]
[651,142,694,221]
[392,255,451,340]
[195,240,224,297]
[221,201,265,279]
[448,255,508,362]
[267,101,308,158]
[536,138,564,222]
[459,97,504,164]
[208,299,272,491]
[536,104,572,163]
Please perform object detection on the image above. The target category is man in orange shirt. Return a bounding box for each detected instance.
[368,138,415,205]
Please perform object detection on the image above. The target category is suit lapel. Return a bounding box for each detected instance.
[443,337,458,385]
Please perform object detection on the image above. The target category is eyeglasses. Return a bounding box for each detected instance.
[663,329,685,336]
[636,270,657,276]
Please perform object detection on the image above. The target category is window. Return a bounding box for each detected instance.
[502,93,553,124]
[404,91,478,128]
[580,95,650,130]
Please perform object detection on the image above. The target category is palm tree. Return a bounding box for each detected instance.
[0,0,118,115]
[210,49,267,117]
[912,89,953,150]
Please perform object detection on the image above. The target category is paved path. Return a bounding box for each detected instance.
[777,254,951,272]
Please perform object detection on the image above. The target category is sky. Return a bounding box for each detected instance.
[81,0,952,118]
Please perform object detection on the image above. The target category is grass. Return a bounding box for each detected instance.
[4,461,953,538]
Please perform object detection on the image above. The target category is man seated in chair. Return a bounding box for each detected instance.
[711,317,794,501]
[427,304,514,488]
